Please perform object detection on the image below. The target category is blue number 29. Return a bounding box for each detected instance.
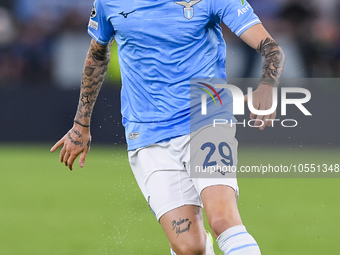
[201,142,233,169]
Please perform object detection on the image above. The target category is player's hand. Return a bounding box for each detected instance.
[50,123,92,171]
[244,83,276,131]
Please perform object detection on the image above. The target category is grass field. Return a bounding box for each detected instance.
[0,144,339,255]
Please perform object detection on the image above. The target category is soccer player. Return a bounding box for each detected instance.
[51,0,285,254]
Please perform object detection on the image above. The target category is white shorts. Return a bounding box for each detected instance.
[128,124,239,220]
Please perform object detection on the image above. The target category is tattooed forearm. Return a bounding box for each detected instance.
[91,43,110,62]
[84,66,95,76]
[257,37,285,87]
[75,109,92,119]
[80,93,91,106]
[74,39,113,126]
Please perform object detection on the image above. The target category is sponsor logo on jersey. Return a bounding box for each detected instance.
[119,10,136,18]
[174,0,202,20]
[129,132,140,140]
[238,2,252,17]
[89,19,98,30]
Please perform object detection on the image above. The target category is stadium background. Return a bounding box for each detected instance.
[0,0,339,254]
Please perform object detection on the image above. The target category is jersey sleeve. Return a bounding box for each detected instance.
[88,0,115,45]
[212,0,261,37]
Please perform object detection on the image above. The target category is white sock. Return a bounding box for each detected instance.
[216,225,261,255]
[170,231,215,255]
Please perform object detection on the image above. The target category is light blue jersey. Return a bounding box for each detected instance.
[88,0,260,150]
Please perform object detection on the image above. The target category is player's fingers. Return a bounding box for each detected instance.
[79,151,88,168]
[255,104,266,128]
[67,154,78,171]
[249,98,259,120]
[84,138,91,154]
[266,118,273,127]
[255,115,264,128]
[254,112,263,127]
[60,146,66,162]
[266,115,273,127]
[51,139,64,152]
[261,114,271,130]
[244,94,248,102]
[271,111,277,120]
[266,112,276,127]
[63,152,70,166]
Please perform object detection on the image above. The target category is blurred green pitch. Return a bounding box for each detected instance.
[0,145,339,255]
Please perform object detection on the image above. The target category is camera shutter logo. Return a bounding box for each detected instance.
[198,82,223,115]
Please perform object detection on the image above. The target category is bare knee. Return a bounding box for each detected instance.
[201,186,242,237]
[208,210,243,238]
[172,237,206,255]
[209,215,232,237]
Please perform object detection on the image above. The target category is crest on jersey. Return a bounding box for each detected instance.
[175,0,202,19]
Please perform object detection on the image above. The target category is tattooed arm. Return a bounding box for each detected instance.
[51,39,113,170]
[75,39,113,127]
[240,24,285,130]
[257,37,285,88]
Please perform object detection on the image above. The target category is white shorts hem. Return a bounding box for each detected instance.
[156,200,202,221]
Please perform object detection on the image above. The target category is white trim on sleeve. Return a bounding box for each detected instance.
[235,19,261,36]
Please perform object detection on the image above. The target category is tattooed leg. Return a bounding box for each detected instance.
[171,218,192,238]
[159,205,206,255]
